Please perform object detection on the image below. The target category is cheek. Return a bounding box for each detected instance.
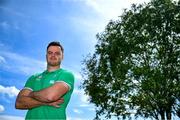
[58,56,62,60]
[61,55,64,60]
[61,54,64,59]
[46,56,51,60]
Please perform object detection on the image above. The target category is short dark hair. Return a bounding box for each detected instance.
[47,41,64,53]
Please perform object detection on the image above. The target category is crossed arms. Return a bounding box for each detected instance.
[15,82,69,109]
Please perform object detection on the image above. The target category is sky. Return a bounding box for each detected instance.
[0,0,155,120]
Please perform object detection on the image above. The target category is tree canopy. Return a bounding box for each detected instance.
[81,0,180,120]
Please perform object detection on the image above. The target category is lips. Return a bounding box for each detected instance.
[50,57,57,60]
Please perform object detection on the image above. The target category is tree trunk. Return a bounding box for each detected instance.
[166,111,171,120]
[160,111,165,120]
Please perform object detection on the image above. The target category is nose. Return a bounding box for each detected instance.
[51,53,56,56]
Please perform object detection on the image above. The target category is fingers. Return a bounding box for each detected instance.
[48,102,60,107]
[53,104,60,108]
[57,99,64,104]
[58,98,64,101]
[47,98,64,107]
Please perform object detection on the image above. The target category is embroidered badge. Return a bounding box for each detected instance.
[36,75,42,81]
[49,80,55,84]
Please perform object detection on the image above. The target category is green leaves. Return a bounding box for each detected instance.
[82,0,180,119]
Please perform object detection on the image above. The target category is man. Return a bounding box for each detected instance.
[15,41,74,120]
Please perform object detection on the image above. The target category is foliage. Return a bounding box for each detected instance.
[81,0,180,120]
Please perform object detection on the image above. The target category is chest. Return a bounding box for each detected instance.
[34,73,61,90]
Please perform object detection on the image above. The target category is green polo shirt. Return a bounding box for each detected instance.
[24,68,74,120]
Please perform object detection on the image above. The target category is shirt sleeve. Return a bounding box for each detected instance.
[24,75,35,91]
[55,71,75,91]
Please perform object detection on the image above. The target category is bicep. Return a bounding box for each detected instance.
[17,89,32,98]
[50,82,69,95]
[15,89,45,109]
[45,82,69,101]
[16,89,32,106]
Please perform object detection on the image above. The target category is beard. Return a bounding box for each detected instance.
[47,58,61,66]
[47,61,61,66]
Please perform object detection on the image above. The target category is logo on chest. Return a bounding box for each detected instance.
[49,74,58,84]
[35,75,42,81]
[49,80,55,84]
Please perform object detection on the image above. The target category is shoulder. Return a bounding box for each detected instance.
[24,72,43,89]
[58,69,75,89]
[58,69,75,83]
[61,69,74,77]
[28,72,43,80]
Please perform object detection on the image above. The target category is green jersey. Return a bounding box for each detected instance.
[24,68,74,120]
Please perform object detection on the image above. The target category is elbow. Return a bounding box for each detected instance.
[15,101,21,109]
[15,104,18,109]
[15,100,27,110]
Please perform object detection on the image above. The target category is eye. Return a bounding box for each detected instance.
[54,52,61,56]
[48,51,53,55]
[47,51,61,56]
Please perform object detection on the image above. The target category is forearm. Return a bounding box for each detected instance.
[29,90,52,102]
[15,95,46,110]
[29,82,68,102]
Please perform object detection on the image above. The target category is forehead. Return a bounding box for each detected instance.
[47,46,61,52]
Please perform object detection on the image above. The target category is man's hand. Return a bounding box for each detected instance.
[47,98,64,107]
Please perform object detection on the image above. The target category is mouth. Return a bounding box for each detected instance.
[50,57,57,60]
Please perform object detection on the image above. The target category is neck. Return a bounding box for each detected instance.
[47,65,60,72]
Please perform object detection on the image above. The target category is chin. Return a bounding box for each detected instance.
[48,62,60,66]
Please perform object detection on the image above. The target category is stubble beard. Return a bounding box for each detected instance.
[47,59,61,67]
[48,61,61,67]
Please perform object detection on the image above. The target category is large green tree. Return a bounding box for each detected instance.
[82,0,180,120]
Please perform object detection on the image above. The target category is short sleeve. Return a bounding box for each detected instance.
[24,75,35,91]
[55,71,75,91]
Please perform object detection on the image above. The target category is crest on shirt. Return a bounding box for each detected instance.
[36,75,42,81]
[49,80,55,84]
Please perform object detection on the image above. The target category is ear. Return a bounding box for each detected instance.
[62,53,64,60]
[46,54,48,60]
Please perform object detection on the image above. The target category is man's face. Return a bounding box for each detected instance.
[46,46,63,67]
